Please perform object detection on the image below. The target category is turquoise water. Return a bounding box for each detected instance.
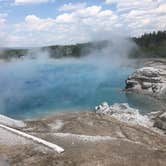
[0,58,162,119]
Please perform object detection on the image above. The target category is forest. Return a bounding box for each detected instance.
[132,30,166,58]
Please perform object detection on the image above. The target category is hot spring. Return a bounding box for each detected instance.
[0,56,162,119]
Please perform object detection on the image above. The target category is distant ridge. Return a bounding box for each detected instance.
[0,40,112,60]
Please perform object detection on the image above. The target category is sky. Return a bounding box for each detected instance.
[0,0,166,47]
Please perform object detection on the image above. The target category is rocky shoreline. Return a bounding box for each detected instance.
[125,59,166,131]
[125,59,166,99]
[0,58,166,166]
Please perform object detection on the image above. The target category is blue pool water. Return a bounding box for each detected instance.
[0,58,162,119]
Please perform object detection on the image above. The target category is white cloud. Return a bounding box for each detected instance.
[15,0,52,5]
[0,18,5,26]
[2,1,166,47]
[24,15,54,30]
[0,12,8,47]
[56,13,75,23]
[105,0,116,4]
[157,3,166,13]
[4,5,119,46]
[75,6,102,17]
[105,0,166,36]
[105,0,161,12]
[59,2,87,11]
[0,13,7,27]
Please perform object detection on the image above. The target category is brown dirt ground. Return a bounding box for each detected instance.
[0,111,166,166]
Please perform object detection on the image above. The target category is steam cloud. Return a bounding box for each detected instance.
[0,33,137,118]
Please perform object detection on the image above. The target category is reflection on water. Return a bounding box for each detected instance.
[0,58,163,119]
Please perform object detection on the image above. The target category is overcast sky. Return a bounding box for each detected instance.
[0,0,166,47]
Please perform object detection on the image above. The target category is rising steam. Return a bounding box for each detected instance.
[0,34,137,118]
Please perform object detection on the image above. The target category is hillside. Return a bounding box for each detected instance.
[0,40,111,61]
[132,31,166,58]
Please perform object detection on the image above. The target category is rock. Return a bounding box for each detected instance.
[125,66,166,98]
[95,103,152,127]
[154,112,166,131]
[125,80,140,89]
[142,82,152,89]
[95,102,110,114]
[136,67,160,77]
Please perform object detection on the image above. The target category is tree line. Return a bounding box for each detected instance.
[131,30,166,58]
[133,30,166,48]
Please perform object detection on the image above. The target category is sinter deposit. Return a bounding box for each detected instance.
[125,67,166,98]
[0,114,25,128]
[95,102,152,127]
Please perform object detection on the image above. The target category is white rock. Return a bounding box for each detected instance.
[95,103,152,127]
[125,66,166,98]
[0,114,25,128]
[101,102,109,107]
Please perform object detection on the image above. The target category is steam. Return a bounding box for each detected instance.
[83,38,135,67]
[0,34,136,118]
